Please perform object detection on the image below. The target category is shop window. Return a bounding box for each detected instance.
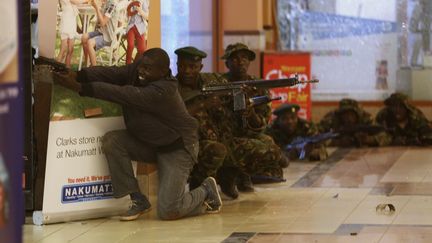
[276,0,431,101]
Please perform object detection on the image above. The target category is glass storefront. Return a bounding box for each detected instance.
[276,0,431,101]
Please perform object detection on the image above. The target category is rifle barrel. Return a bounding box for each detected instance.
[201,78,319,93]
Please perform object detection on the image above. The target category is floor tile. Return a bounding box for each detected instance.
[23,147,432,242]
[344,195,411,225]
[379,226,432,243]
[248,233,281,243]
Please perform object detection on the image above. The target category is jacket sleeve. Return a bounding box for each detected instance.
[77,65,131,85]
[80,81,171,111]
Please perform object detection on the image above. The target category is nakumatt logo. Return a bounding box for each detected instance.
[61,181,114,203]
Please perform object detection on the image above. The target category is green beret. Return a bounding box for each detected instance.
[175,46,207,61]
[273,103,300,116]
[384,92,409,106]
[221,42,256,60]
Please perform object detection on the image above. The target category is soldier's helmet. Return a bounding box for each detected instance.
[221,43,256,61]
[336,98,362,117]
[384,92,409,107]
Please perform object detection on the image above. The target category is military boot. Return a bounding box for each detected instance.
[237,171,254,192]
[216,167,239,199]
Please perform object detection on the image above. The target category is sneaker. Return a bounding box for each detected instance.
[201,177,222,214]
[120,199,151,221]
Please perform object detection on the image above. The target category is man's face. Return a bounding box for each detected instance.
[390,103,408,122]
[279,112,298,134]
[226,50,251,77]
[340,110,359,126]
[176,58,203,87]
[137,55,165,84]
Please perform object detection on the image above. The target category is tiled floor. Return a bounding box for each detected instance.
[24,147,432,242]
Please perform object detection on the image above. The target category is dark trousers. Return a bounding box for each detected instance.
[102,130,207,220]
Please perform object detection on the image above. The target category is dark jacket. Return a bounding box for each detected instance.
[77,60,198,150]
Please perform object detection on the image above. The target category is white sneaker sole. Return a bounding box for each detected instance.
[207,177,223,211]
[119,207,151,221]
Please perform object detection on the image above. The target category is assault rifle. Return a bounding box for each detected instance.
[34,56,68,73]
[201,75,318,111]
[285,124,388,160]
[185,95,281,115]
[285,132,338,160]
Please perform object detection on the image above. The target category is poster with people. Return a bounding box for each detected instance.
[54,0,149,69]
[0,0,23,242]
[33,0,153,225]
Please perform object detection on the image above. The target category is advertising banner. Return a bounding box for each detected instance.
[0,0,23,242]
[34,117,130,225]
[33,80,129,225]
[262,52,312,120]
[33,0,152,225]
[33,85,131,225]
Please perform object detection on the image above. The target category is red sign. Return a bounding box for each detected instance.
[262,52,312,120]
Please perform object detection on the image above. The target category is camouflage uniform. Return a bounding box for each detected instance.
[175,46,228,189]
[376,92,432,145]
[319,99,391,147]
[209,74,284,179]
[178,72,228,189]
[266,104,328,161]
[215,43,286,189]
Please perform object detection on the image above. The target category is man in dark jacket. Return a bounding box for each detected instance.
[54,48,222,221]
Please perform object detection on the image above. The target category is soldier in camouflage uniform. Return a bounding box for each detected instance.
[214,43,287,198]
[376,92,432,145]
[266,104,328,161]
[319,98,391,147]
[175,47,228,190]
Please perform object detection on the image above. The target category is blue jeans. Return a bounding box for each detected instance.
[88,30,111,50]
[102,130,206,220]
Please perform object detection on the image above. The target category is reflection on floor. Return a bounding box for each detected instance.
[24,147,432,243]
